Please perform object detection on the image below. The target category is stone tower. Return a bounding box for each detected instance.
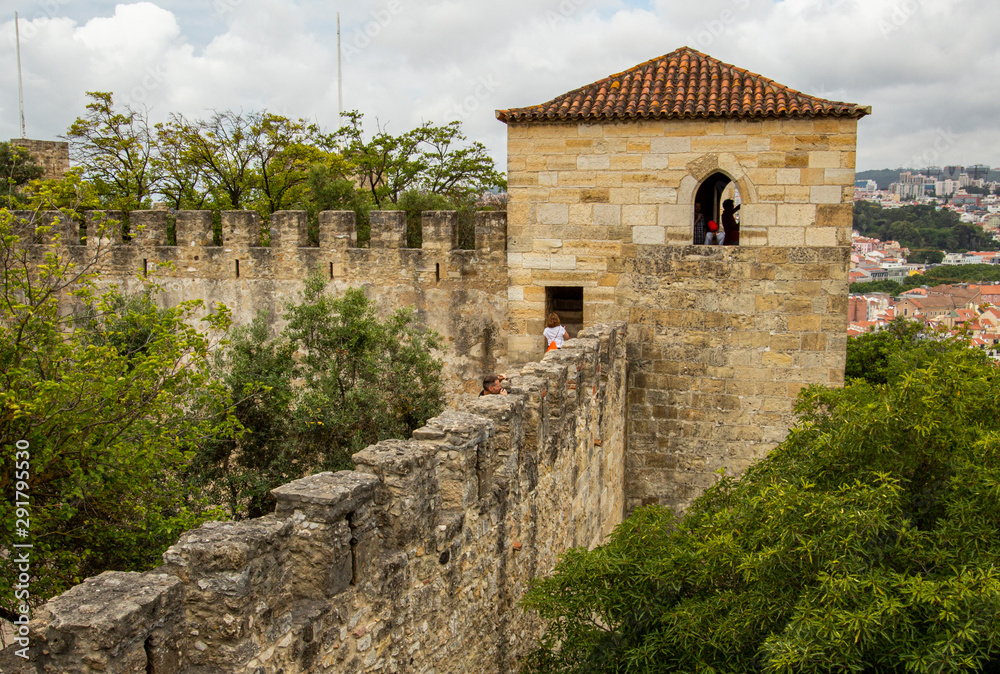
[498,46,869,512]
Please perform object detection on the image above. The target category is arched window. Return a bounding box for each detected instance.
[693,172,741,246]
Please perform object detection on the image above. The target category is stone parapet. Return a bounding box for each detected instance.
[13,209,510,397]
[2,322,628,674]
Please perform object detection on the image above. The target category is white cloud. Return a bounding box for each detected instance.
[1,0,998,171]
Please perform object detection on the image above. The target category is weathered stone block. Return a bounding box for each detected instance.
[370,211,407,248]
[131,210,169,247]
[221,210,258,248]
[319,210,357,249]
[271,211,309,249]
[422,211,458,252]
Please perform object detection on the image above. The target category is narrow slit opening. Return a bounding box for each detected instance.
[435,263,440,283]
[235,259,240,278]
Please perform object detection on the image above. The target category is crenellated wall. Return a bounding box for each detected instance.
[12,208,509,396]
[0,322,627,674]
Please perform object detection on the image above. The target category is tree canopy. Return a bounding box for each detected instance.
[851,264,1000,294]
[59,93,506,247]
[0,199,238,618]
[524,330,1000,673]
[0,143,44,206]
[189,277,445,520]
[853,202,997,254]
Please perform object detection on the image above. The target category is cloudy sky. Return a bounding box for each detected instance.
[1,0,996,173]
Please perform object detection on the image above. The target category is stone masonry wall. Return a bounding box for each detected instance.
[1,322,627,674]
[13,209,509,396]
[505,117,856,511]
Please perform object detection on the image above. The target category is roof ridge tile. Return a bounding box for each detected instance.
[498,46,869,123]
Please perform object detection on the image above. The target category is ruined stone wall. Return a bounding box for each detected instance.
[505,117,856,511]
[1,322,627,674]
[14,208,508,396]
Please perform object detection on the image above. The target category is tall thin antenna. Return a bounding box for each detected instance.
[337,12,343,126]
[15,11,27,139]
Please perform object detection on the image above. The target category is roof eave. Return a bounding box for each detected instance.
[497,107,872,124]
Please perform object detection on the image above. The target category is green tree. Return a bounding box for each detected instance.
[171,110,258,211]
[524,334,1000,673]
[909,249,945,265]
[0,202,238,616]
[65,92,159,212]
[191,277,445,520]
[329,112,506,210]
[853,202,997,253]
[0,143,44,206]
[844,317,934,385]
[302,161,374,243]
[921,264,1000,284]
[250,112,328,215]
[162,110,332,222]
[329,112,428,209]
[849,279,905,295]
[154,115,212,211]
[189,316,296,520]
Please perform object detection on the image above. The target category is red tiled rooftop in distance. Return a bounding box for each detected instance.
[497,47,870,123]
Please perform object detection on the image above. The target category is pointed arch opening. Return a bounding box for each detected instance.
[694,172,742,246]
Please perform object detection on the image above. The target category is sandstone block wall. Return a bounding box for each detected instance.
[505,117,856,511]
[1,322,628,674]
[13,209,509,396]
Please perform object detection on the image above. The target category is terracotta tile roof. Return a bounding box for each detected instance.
[497,47,870,123]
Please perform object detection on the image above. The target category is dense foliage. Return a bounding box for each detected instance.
[0,194,447,612]
[58,92,505,246]
[850,264,1000,294]
[853,202,996,254]
[0,142,44,206]
[189,277,445,520]
[0,205,237,618]
[524,331,1000,673]
[849,278,910,295]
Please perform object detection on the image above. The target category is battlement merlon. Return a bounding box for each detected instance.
[11,209,507,253]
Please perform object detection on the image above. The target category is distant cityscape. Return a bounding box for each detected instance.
[849,165,1000,347]
[854,164,1000,228]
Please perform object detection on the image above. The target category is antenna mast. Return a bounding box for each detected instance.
[15,11,27,138]
[337,12,343,125]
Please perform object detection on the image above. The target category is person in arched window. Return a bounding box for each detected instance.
[721,199,740,246]
[693,203,707,245]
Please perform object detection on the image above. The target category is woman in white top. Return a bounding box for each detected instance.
[544,312,567,351]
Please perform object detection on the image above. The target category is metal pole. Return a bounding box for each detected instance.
[16,11,27,138]
[337,11,342,125]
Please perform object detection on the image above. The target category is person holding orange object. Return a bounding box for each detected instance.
[544,312,567,351]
